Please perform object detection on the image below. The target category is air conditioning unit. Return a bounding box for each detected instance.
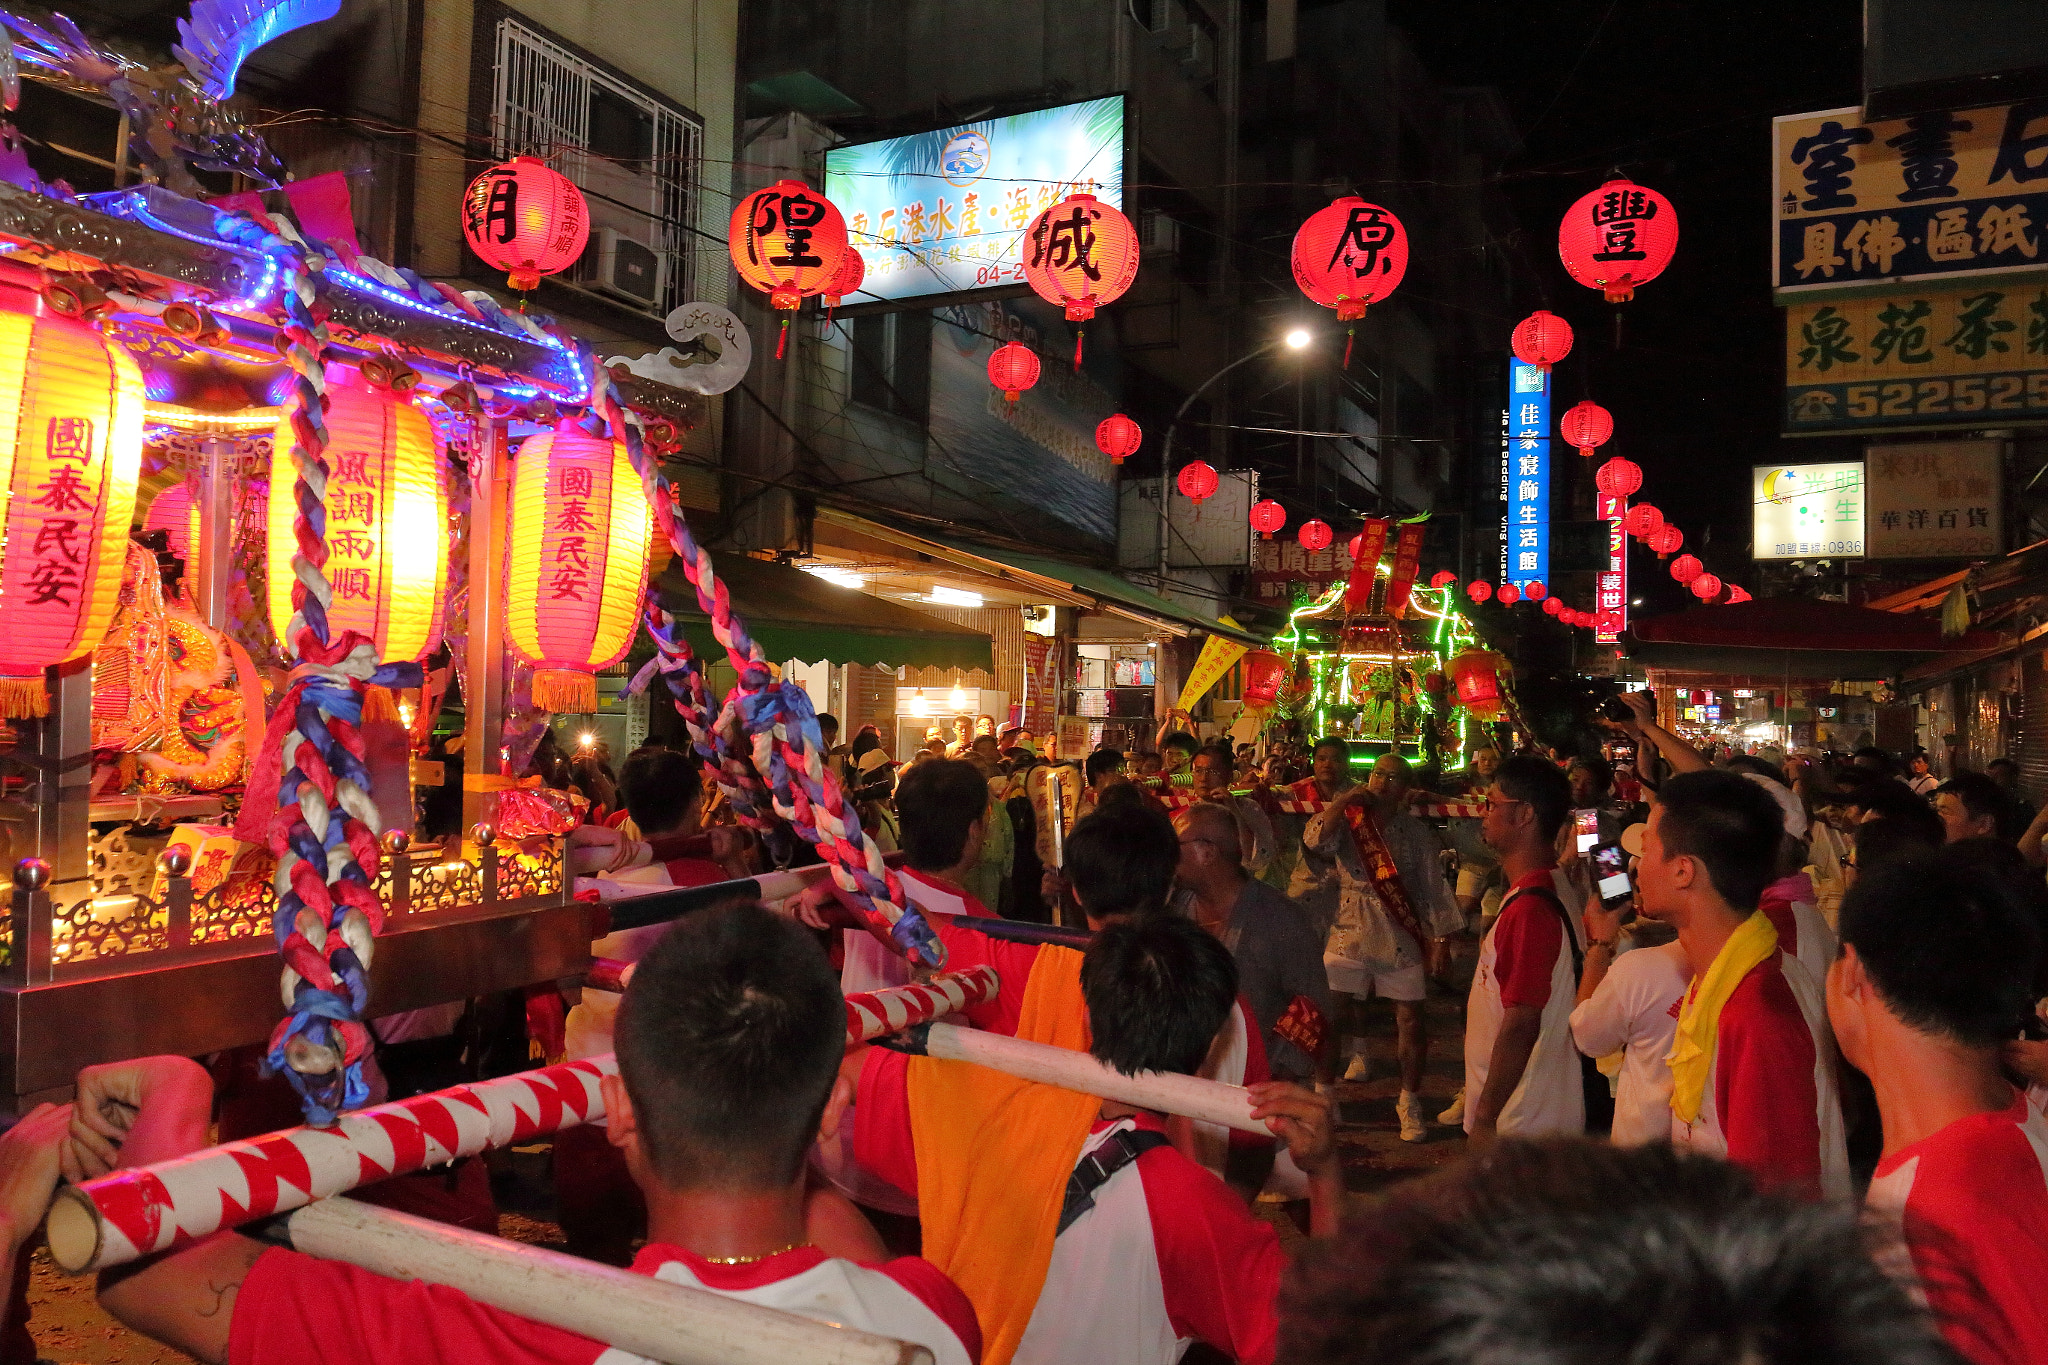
[593,228,662,307]
[1181,27,1215,81]
[575,152,668,311]
[1140,209,1180,255]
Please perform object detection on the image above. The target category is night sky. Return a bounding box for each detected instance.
[1390,0,1863,612]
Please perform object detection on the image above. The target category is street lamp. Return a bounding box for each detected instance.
[1284,328,1312,350]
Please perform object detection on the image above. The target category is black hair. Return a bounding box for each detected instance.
[1082,913,1238,1077]
[849,730,883,762]
[1934,771,2019,838]
[1312,735,1351,761]
[1851,745,1896,775]
[1085,748,1126,785]
[1493,754,1573,843]
[1064,800,1178,921]
[1653,769,1783,911]
[817,712,839,735]
[1721,754,1780,782]
[1282,1138,1952,1365]
[618,748,703,836]
[893,758,989,870]
[1839,845,2043,1047]
[1987,756,2020,777]
[1161,731,1200,758]
[1094,781,1145,812]
[1193,743,1235,771]
[1851,813,1942,873]
[1845,775,1932,823]
[615,901,844,1190]
[1571,753,1615,793]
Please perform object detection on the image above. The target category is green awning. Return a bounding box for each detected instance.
[655,554,993,670]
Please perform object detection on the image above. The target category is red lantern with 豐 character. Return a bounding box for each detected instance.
[1559,400,1613,458]
[1292,196,1409,366]
[1511,310,1573,372]
[462,157,590,292]
[1559,178,1679,303]
[1022,192,1140,368]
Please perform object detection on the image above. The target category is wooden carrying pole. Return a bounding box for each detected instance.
[265,1197,931,1365]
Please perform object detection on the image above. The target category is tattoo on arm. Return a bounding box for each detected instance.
[198,1276,243,1319]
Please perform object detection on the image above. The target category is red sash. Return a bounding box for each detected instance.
[1343,803,1426,951]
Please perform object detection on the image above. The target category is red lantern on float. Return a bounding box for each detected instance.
[1727,585,1752,603]
[1690,572,1723,600]
[1298,519,1333,552]
[730,178,850,357]
[1250,499,1287,539]
[1524,580,1548,600]
[1177,460,1219,507]
[1241,649,1286,708]
[1468,580,1493,604]
[1559,400,1613,458]
[1623,503,1664,539]
[1095,413,1142,465]
[1448,648,1509,720]
[1595,456,1642,499]
[1292,197,1409,366]
[988,341,1041,402]
[1023,192,1140,368]
[1429,569,1457,588]
[1650,524,1684,558]
[1559,178,1679,303]
[462,157,590,292]
[1670,553,1703,584]
[1497,582,1522,605]
[822,245,865,315]
[1511,310,1574,372]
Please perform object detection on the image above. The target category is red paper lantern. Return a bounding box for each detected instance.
[1448,648,1509,720]
[1429,569,1457,588]
[1559,400,1613,458]
[1650,524,1684,558]
[1293,198,1409,320]
[1241,650,1285,708]
[1690,572,1723,600]
[1095,413,1142,464]
[1670,553,1703,584]
[729,178,849,311]
[1511,310,1574,371]
[1523,580,1548,600]
[1595,457,1642,499]
[988,342,1041,402]
[462,157,590,292]
[1250,499,1287,539]
[1559,178,1679,303]
[1497,582,1522,605]
[1597,611,1624,633]
[1298,519,1333,552]
[823,245,865,310]
[1623,503,1664,539]
[1023,193,1140,322]
[1543,596,1563,616]
[1727,585,1752,603]
[1177,460,1219,506]
[1468,580,1493,603]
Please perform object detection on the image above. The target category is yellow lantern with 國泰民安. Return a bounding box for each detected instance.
[0,292,145,717]
[505,422,652,714]
[266,365,449,665]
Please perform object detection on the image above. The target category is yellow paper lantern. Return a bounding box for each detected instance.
[505,423,651,713]
[267,367,448,664]
[0,294,145,717]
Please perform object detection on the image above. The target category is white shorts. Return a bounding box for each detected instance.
[1324,954,1427,1002]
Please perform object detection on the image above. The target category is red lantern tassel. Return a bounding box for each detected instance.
[1073,326,1084,372]
[1342,327,1355,369]
[776,315,790,361]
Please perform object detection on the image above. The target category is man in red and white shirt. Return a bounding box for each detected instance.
[1829,842,2048,1365]
[1636,770,1848,1199]
[66,905,981,1365]
[841,758,1002,995]
[1465,755,1585,1140]
[852,913,1340,1365]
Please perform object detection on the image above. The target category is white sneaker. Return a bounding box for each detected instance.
[1342,1052,1370,1083]
[1437,1090,1465,1126]
[1398,1091,1428,1142]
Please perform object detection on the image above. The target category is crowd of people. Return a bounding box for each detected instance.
[1,694,2045,1365]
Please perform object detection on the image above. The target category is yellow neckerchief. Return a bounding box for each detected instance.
[1666,910,1779,1125]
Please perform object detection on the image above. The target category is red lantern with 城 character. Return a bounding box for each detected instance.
[1022,192,1140,368]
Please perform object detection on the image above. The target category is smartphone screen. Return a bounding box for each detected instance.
[1592,841,1632,908]
[1573,807,1600,853]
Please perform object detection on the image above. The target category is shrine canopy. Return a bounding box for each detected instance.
[1626,597,2002,679]
[654,553,993,671]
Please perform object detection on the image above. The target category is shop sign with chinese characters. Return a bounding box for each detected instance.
[1753,462,1866,560]
[1773,102,2048,295]
[1864,440,2002,559]
[1784,281,2048,432]
[1500,362,1550,586]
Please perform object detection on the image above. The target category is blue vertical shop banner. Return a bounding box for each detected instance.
[1504,363,1550,586]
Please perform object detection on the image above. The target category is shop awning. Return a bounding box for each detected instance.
[654,554,993,671]
[1625,598,2002,678]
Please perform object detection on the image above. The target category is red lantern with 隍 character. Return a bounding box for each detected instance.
[462,157,590,292]
[1298,519,1333,552]
[1511,310,1574,372]
[1670,553,1703,584]
[1595,457,1642,499]
[1650,524,1684,558]
[1292,197,1409,366]
[1096,413,1142,465]
[1623,503,1664,540]
[730,178,850,357]
[1177,460,1219,507]
[1023,192,1140,368]
[1250,499,1287,539]
[1468,580,1493,604]
[1448,648,1509,720]
[1559,400,1613,458]
[988,342,1041,402]
[1559,178,1679,303]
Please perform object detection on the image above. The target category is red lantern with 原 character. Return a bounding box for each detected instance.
[1650,524,1684,558]
[1524,580,1548,600]
[1559,178,1678,303]
[1467,580,1492,603]
[462,157,590,292]
[1429,569,1456,588]
[1690,572,1723,601]
[1292,196,1408,366]
[1497,582,1522,606]
[1670,553,1703,584]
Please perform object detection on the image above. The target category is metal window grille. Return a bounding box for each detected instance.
[491,17,701,312]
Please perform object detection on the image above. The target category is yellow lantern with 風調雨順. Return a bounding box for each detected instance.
[506,423,652,713]
[0,296,144,717]
[267,365,449,665]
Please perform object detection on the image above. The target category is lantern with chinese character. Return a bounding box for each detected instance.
[1298,519,1332,552]
[1429,569,1456,588]
[1511,310,1573,372]
[1559,400,1613,458]
[1177,460,1219,507]
[1292,196,1409,366]
[1250,499,1286,539]
[1467,580,1492,604]
[1524,580,1548,600]
[1670,553,1703,584]
[1595,456,1642,499]
[1559,178,1679,303]
[1022,192,1140,367]
[1447,648,1508,720]
[1242,649,1285,709]
[1727,585,1752,603]
[266,366,449,667]
[1497,583,1522,606]
[1623,503,1664,540]
[0,300,144,717]
[823,245,865,315]
[1096,413,1142,465]
[988,342,1041,402]
[1543,596,1563,616]
[506,423,653,714]
[1690,572,1723,601]
[730,178,850,357]
[461,157,590,292]
[1650,524,1684,558]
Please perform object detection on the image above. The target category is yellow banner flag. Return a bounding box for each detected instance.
[1174,619,1249,714]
